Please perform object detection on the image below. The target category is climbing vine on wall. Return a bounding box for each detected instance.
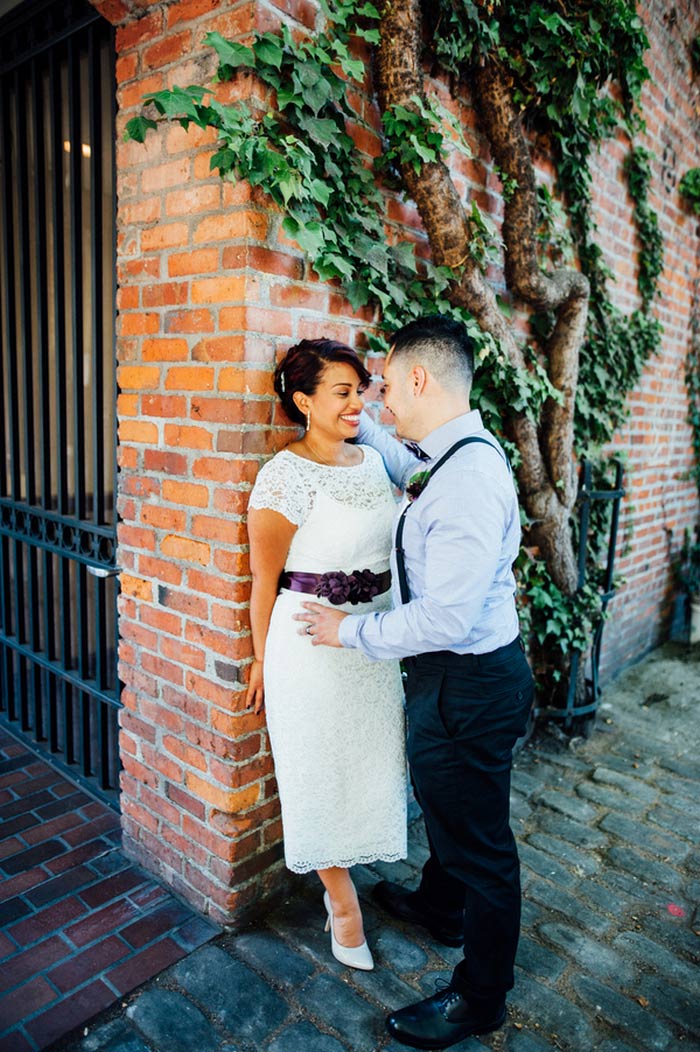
[127,0,664,705]
[680,169,700,493]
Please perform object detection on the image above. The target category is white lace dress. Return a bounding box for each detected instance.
[248,446,407,873]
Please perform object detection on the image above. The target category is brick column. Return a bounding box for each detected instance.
[103,0,327,923]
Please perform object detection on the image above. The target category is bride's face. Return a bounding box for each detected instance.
[304,362,366,439]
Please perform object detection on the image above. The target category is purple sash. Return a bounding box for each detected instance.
[279,568,391,606]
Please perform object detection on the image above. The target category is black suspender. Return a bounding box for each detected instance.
[394,437,507,606]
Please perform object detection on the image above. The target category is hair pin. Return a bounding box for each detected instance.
[280,370,286,393]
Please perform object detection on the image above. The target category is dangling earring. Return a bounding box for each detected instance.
[306,408,311,432]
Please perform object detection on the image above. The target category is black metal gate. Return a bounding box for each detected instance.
[0,0,120,803]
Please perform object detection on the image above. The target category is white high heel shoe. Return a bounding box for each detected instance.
[323,891,374,971]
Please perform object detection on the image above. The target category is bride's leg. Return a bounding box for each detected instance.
[318,867,365,948]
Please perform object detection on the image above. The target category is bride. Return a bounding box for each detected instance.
[246,338,407,971]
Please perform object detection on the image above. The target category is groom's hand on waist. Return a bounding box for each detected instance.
[294,602,347,648]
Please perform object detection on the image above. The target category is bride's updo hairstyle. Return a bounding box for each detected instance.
[273,339,371,426]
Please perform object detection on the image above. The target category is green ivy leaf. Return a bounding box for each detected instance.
[390,242,418,274]
[302,77,333,115]
[125,115,157,142]
[253,34,284,70]
[146,86,204,121]
[297,113,344,148]
[345,280,372,309]
[210,147,236,173]
[204,32,256,70]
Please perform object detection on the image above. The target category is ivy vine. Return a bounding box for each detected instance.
[680,169,700,494]
[126,0,663,690]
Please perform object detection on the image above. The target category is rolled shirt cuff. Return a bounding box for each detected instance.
[338,613,362,649]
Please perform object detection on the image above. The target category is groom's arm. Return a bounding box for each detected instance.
[337,471,512,660]
[357,409,418,490]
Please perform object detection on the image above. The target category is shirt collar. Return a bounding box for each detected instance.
[419,410,485,461]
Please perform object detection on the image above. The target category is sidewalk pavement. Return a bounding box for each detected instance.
[55,641,700,1052]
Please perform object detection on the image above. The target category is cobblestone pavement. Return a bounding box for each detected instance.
[56,642,700,1052]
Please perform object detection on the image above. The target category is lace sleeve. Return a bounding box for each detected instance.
[248,454,313,526]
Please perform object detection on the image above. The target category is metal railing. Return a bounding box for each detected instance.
[536,459,625,730]
[0,0,120,802]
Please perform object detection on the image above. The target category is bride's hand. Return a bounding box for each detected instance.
[246,659,265,714]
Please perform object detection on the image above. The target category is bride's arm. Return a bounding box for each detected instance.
[357,409,419,489]
[246,508,297,713]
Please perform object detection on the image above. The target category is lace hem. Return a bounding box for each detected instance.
[285,849,407,875]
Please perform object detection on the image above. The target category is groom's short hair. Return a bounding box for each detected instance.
[388,315,475,391]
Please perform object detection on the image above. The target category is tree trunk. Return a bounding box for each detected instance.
[376,0,591,706]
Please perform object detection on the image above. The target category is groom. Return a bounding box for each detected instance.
[297,314,534,1049]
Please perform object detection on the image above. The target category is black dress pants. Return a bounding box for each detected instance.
[404,636,534,1004]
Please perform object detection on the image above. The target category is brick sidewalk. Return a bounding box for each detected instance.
[8,640,700,1052]
[0,731,218,1052]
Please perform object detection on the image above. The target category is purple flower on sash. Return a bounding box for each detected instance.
[348,568,382,604]
[315,568,384,605]
[315,570,352,605]
[406,469,431,502]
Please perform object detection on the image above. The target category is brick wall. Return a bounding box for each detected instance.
[593,0,700,676]
[94,0,700,922]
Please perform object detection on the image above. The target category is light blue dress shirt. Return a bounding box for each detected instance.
[337,409,521,660]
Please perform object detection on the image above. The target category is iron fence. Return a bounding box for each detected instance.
[0,0,120,802]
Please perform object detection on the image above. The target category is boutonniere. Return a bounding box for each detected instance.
[406,470,431,503]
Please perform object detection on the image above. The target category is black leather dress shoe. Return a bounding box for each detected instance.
[386,986,506,1049]
[372,881,463,947]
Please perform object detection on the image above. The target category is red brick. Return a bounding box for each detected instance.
[165,366,215,390]
[115,52,138,85]
[270,283,327,309]
[117,524,157,551]
[224,245,303,278]
[159,589,209,620]
[192,335,245,362]
[194,211,268,243]
[190,397,244,424]
[141,157,191,194]
[161,534,211,566]
[48,936,130,994]
[8,897,87,947]
[165,309,216,333]
[142,337,190,362]
[164,424,213,450]
[142,282,189,307]
[117,285,140,310]
[119,420,159,444]
[116,11,163,52]
[118,393,138,416]
[168,248,219,276]
[218,306,293,336]
[141,222,189,251]
[24,978,115,1049]
[167,782,207,820]
[0,975,57,1029]
[162,479,208,507]
[143,30,193,71]
[119,313,160,336]
[184,620,234,657]
[138,555,183,586]
[168,0,219,27]
[141,505,187,531]
[143,449,188,475]
[119,72,166,111]
[141,394,188,418]
[0,936,70,994]
[218,368,274,395]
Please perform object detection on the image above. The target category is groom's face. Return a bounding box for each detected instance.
[381,354,417,439]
